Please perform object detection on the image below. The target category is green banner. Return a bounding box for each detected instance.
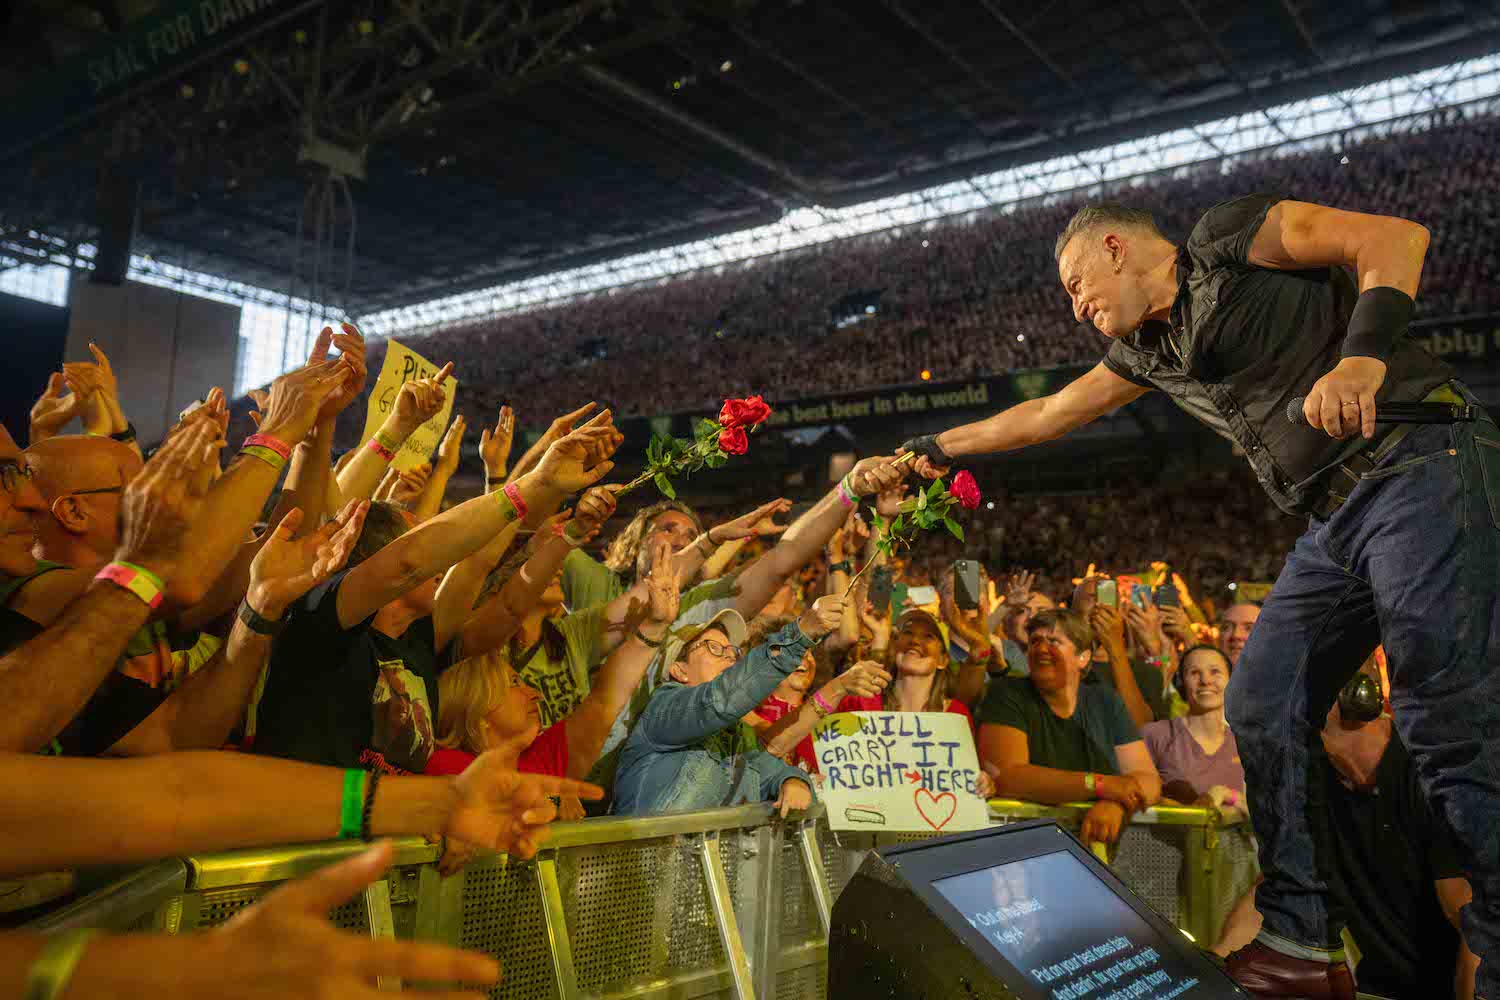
[2,0,314,159]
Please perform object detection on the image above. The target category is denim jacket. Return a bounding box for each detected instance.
[613,621,818,815]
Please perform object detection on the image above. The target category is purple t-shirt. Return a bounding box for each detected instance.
[1141,717,1245,802]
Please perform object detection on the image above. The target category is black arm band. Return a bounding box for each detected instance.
[1341,286,1414,362]
[898,433,953,466]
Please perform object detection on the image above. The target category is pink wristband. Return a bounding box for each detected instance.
[835,476,855,510]
[813,689,837,715]
[1222,790,1239,808]
[243,433,292,461]
[502,482,529,521]
[95,561,166,610]
[366,437,395,462]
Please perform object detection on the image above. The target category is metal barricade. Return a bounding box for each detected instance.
[27,800,1256,1000]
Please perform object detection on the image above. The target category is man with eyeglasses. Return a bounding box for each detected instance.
[613,596,846,817]
[977,609,1162,845]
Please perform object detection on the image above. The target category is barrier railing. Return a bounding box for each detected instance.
[26,800,1256,1000]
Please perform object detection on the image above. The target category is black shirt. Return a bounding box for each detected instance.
[1325,732,1465,994]
[1102,193,1454,515]
[0,567,169,757]
[1084,654,1168,723]
[251,571,451,774]
[977,676,1139,776]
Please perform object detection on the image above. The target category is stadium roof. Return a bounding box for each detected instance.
[2,0,1497,316]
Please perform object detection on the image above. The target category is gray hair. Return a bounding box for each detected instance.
[1054,202,1163,261]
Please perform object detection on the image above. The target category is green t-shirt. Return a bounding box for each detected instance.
[977,676,1138,777]
[514,606,605,729]
[560,550,624,613]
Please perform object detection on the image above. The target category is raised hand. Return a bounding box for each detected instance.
[1123,601,1164,656]
[446,754,604,859]
[1160,604,1194,645]
[388,463,432,508]
[29,372,80,443]
[571,484,622,538]
[246,388,271,428]
[860,600,893,651]
[713,498,792,543]
[531,411,618,498]
[391,362,455,437]
[643,537,679,626]
[209,841,499,997]
[847,456,904,498]
[315,323,368,422]
[255,360,349,445]
[247,500,369,619]
[875,482,909,518]
[113,420,224,583]
[433,414,467,477]
[836,660,892,699]
[1005,569,1036,608]
[479,406,515,477]
[798,594,847,641]
[773,777,813,819]
[543,402,596,446]
[1088,604,1127,654]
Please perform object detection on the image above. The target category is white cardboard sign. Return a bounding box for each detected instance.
[813,712,988,834]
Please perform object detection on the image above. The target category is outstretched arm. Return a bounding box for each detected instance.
[905,363,1148,472]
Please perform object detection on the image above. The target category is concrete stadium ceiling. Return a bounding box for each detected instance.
[0,0,1496,313]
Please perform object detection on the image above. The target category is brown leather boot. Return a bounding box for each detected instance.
[1224,940,1355,999]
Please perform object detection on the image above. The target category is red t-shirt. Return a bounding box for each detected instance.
[753,696,819,773]
[423,721,570,777]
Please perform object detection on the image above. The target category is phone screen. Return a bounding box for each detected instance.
[953,560,981,611]
[1096,580,1118,608]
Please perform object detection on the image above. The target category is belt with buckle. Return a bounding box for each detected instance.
[1309,383,1465,521]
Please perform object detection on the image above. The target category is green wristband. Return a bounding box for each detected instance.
[23,928,98,1000]
[340,769,367,840]
[113,560,166,595]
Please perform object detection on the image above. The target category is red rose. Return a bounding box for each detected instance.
[950,470,982,510]
[718,425,749,455]
[718,395,773,429]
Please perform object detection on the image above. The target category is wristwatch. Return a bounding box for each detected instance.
[1083,772,1098,798]
[238,598,287,636]
[828,560,853,575]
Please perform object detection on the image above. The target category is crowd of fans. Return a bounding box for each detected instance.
[346,110,1500,433]
[4,113,1492,996]
[2,322,1474,995]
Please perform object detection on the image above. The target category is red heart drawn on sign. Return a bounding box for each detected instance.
[914,788,958,831]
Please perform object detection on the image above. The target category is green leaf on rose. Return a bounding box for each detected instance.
[655,474,676,499]
[928,479,945,500]
[943,517,964,542]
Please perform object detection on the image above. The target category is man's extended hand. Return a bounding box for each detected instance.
[847,456,905,498]
[447,753,604,859]
[896,434,953,480]
[247,500,368,619]
[255,360,349,445]
[391,362,455,437]
[1303,357,1387,440]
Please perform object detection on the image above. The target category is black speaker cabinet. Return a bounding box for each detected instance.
[828,819,1244,1000]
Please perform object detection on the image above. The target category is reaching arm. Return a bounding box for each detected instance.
[638,624,812,751]
[507,403,595,487]
[432,518,523,655]
[732,461,901,619]
[761,661,889,760]
[413,414,465,523]
[338,362,453,503]
[921,363,1149,464]
[336,416,619,630]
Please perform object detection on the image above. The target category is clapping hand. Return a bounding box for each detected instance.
[247,500,369,619]
[29,373,80,443]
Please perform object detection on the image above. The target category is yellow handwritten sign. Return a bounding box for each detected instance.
[359,339,458,472]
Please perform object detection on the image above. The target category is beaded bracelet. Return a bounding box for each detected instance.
[94,561,166,610]
[360,770,382,841]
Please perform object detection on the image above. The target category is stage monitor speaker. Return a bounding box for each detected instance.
[828,819,1244,1000]
[92,171,138,286]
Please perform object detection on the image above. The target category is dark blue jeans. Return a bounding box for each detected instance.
[1225,388,1500,993]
